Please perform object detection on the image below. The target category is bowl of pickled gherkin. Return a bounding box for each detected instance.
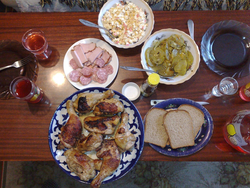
[141,29,200,85]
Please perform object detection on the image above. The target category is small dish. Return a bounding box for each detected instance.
[201,20,250,78]
[147,98,213,157]
[0,40,38,100]
[122,82,140,101]
[98,0,154,49]
[141,29,200,85]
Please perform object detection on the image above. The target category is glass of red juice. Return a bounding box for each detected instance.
[22,29,52,60]
[9,76,44,103]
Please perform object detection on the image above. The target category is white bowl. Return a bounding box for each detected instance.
[122,82,140,101]
[141,29,200,85]
[98,0,154,49]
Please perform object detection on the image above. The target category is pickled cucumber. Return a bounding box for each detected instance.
[145,34,194,77]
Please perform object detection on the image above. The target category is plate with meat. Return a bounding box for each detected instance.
[48,87,144,187]
[63,38,119,89]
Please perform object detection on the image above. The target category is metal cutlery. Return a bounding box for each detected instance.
[150,99,209,106]
[0,55,32,72]
[120,66,173,80]
[187,19,194,40]
[79,19,115,39]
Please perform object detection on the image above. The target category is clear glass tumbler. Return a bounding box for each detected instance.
[9,76,44,103]
[212,77,239,97]
[22,29,52,60]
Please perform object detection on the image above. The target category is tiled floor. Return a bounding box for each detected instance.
[3,160,250,188]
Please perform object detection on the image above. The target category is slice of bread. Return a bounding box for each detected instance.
[144,108,169,148]
[178,104,204,137]
[163,110,195,149]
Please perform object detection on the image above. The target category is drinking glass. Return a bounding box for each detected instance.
[22,29,52,60]
[9,76,44,103]
[212,77,239,97]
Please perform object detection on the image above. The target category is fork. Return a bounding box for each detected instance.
[0,56,32,72]
[120,66,173,80]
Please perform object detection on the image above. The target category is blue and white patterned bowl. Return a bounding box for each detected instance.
[149,98,213,157]
[48,87,144,184]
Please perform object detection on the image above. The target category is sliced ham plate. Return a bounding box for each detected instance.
[63,38,119,90]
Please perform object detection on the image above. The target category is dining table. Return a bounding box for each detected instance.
[0,10,250,162]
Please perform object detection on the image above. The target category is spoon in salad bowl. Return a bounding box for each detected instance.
[79,19,115,39]
[187,19,194,40]
[120,66,173,80]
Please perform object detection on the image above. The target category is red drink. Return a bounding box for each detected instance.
[22,29,52,60]
[26,33,46,52]
[10,76,44,103]
[239,83,250,102]
[15,79,32,98]
[223,110,250,154]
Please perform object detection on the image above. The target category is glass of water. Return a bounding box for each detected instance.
[212,77,239,97]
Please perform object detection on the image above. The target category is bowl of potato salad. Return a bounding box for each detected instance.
[98,0,154,49]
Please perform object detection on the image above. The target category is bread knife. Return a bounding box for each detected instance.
[150,100,209,106]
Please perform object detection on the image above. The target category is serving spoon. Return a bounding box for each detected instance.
[79,19,115,39]
[187,19,194,40]
[120,66,173,80]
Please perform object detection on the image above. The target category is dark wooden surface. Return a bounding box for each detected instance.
[0,11,250,161]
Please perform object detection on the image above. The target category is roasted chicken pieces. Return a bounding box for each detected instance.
[84,115,120,135]
[77,132,103,152]
[73,90,114,114]
[93,98,124,116]
[64,148,102,181]
[91,140,121,188]
[58,100,82,150]
[115,112,136,152]
[58,90,136,187]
